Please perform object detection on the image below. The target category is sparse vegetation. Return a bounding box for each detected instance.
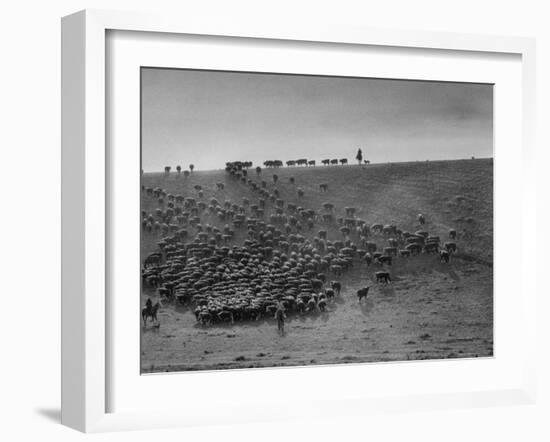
[141,158,493,373]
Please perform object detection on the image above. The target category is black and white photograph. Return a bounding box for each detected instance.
[1,0,547,439]
[140,67,494,373]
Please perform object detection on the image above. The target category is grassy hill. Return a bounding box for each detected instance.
[140,158,493,372]
[141,158,493,262]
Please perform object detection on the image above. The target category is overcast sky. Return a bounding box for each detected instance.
[141,68,493,172]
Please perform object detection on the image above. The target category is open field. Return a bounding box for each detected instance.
[140,159,493,373]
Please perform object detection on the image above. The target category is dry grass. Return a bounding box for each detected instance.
[140,158,493,373]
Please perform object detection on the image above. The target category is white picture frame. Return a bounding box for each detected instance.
[61,9,537,433]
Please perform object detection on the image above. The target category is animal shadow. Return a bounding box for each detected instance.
[359,298,375,316]
[434,262,461,281]
[142,324,161,333]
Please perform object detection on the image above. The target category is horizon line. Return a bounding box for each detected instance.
[141,156,494,174]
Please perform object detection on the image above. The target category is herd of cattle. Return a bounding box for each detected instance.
[141,160,459,326]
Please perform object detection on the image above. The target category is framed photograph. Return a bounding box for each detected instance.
[61,9,537,432]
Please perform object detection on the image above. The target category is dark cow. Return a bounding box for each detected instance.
[445,242,458,253]
[405,243,423,255]
[143,253,162,267]
[375,271,391,284]
[331,280,341,295]
[440,250,450,263]
[424,242,439,254]
[357,287,370,302]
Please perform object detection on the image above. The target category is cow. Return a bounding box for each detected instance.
[383,247,398,256]
[143,253,162,268]
[399,249,411,258]
[375,271,391,284]
[345,207,356,217]
[424,242,439,254]
[440,250,450,263]
[357,287,370,302]
[445,242,457,253]
[377,255,392,266]
[331,280,342,295]
[370,223,383,234]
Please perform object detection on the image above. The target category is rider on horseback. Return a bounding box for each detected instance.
[145,297,153,314]
[142,298,160,327]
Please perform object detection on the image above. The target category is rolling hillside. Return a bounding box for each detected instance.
[140,158,493,372]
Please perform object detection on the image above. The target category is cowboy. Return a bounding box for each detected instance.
[274,301,286,333]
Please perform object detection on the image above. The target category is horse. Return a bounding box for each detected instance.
[142,301,161,326]
[198,310,212,326]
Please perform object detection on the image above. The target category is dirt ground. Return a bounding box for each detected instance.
[140,159,493,373]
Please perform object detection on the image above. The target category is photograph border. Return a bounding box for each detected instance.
[61,9,537,432]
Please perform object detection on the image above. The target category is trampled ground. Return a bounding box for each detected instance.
[140,159,493,372]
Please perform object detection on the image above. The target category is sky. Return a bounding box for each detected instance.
[141,68,493,172]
